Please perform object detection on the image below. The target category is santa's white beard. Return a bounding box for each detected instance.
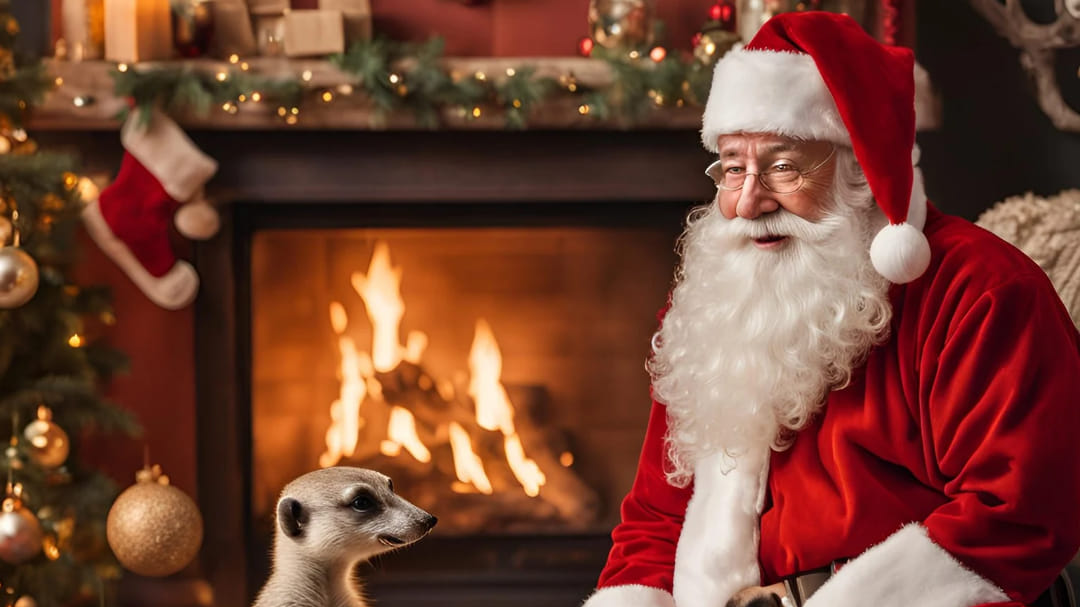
[650,172,893,487]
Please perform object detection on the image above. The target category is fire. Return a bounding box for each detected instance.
[448,422,492,495]
[380,406,432,463]
[351,241,404,373]
[319,302,368,468]
[322,241,553,499]
[467,319,546,496]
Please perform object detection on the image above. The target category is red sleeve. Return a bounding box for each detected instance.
[921,274,1080,604]
[597,400,693,592]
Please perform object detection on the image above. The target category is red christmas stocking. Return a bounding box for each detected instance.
[82,108,218,309]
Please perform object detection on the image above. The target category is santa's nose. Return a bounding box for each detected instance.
[733,175,780,220]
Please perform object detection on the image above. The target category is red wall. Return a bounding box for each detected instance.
[74,1,914,501]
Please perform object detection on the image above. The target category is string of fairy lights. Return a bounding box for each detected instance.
[100,26,726,129]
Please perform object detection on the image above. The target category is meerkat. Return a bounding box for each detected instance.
[253,466,438,607]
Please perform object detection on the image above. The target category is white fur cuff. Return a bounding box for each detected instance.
[581,584,675,607]
[803,524,1009,607]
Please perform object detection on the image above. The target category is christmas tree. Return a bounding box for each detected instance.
[0,2,139,606]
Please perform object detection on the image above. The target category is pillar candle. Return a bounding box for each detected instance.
[104,0,173,62]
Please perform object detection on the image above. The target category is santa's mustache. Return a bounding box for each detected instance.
[718,208,840,245]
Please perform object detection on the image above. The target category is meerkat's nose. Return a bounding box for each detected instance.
[424,514,438,531]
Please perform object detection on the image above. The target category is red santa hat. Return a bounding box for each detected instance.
[701,11,931,284]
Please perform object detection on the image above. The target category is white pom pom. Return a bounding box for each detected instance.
[870,222,931,284]
[174,200,220,240]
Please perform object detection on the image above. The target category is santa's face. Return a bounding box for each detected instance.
[651,146,892,486]
[709,133,838,238]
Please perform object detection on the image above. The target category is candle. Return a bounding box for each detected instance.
[104,0,173,62]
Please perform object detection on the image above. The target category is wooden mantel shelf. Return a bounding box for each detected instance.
[29,57,703,132]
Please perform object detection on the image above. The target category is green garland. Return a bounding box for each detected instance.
[109,34,718,129]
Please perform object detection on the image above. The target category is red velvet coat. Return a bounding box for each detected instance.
[588,206,1080,607]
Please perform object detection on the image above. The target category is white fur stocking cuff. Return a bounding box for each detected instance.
[581,584,675,607]
[803,523,1009,607]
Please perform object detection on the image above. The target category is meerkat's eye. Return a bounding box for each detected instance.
[351,492,377,512]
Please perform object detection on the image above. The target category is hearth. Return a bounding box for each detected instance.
[183,129,711,607]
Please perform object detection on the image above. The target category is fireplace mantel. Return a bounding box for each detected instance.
[35,113,712,607]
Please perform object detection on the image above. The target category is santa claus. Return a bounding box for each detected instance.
[582,11,1080,607]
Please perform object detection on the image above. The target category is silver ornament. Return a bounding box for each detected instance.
[0,247,39,308]
[0,507,43,564]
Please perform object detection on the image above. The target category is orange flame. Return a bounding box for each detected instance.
[448,422,493,495]
[380,406,432,463]
[320,302,368,468]
[322,241,554,500]
[468,319,545,497]
[352,242,405,372]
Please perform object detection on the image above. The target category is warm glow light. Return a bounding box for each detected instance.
[228,53,240,63]
[383,406,431,463]
[504,434,545,497]
[469,319,515,435]
[321,91,333,103]
[251,92,262,102]
[329,301,348,334]
[505,68,516,77]
[468,319,546,496]
[68,333,82,348]
[471,106,482,118]
[560,451,574,467]
[351,241,404,373]
[319,303,369,468]
[117,63,129,72]
[448,422,493,494]
[301,70,313,81]
[216,71,228,81]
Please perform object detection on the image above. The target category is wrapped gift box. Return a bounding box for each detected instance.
[318,0,371,44]
[282,9,344,57]
[211,0,257,57]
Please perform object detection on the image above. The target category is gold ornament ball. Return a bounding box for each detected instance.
[14,596,37,607]
[107,470,203,577]
[0,506,43,564]
[587,0,656,49]
[23,412,70,469]
[0,247,38,309]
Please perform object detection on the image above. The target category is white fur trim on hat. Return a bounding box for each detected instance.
[701,49,851,152]
[580,584,675,607]
[803,524,1010,607]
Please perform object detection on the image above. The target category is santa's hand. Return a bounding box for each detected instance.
[726,582,789,607]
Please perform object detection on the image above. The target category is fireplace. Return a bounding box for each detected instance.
[186,129,711,607]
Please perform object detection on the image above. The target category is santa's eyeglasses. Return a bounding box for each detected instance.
[705,146,836,194]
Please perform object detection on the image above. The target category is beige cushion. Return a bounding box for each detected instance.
[976,189,1080,329]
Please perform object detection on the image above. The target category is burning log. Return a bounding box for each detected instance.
[319,241,602,533]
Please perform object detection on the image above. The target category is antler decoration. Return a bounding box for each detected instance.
[969,0,1080,132]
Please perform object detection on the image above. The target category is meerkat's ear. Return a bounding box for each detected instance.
[277,497,308,538]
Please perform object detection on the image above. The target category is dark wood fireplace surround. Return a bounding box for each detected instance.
[36,124,713,607]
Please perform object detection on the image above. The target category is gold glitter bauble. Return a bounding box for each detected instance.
[23,407,69,469]
[587,0,656,49]
[106,465,202,577]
